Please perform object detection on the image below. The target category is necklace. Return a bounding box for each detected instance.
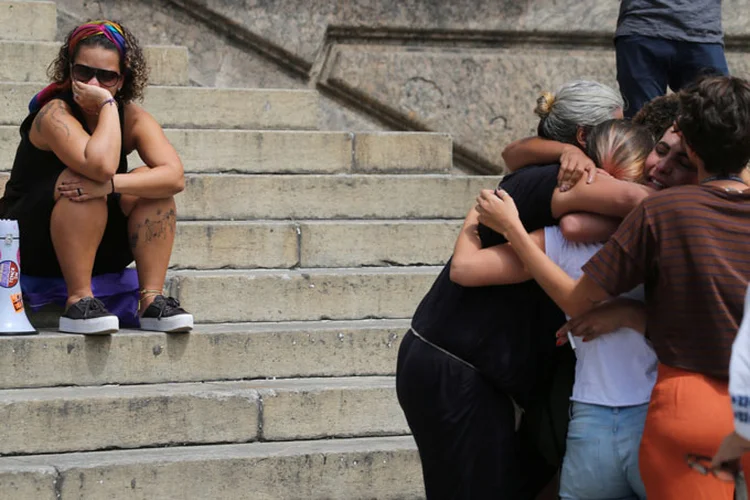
[701,174,747,185]
[701,174,748,193]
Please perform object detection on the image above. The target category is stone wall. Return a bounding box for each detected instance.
[53,0,750,172]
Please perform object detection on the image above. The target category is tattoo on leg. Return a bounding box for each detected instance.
[130,208,176,250]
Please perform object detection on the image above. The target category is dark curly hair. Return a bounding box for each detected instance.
[632,94,679,142]
[676,76,750,176]
[46,20,149,104]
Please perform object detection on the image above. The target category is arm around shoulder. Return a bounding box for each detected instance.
[502,136,567,172]
[450,209,540,287]
[551,175,653,219]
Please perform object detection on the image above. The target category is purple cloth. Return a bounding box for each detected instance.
[21,269,140,327]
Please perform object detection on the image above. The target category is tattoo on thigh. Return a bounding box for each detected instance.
[129,208,176,250]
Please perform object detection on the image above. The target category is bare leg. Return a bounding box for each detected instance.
[50,174,108,308]
[122,194,177,314]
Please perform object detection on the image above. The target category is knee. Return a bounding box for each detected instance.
[121,195,176,218]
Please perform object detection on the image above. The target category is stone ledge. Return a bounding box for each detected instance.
[0,436,423,499]
[0,1,56,42]
[0,320,408,389]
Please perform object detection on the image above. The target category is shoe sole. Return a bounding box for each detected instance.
[59,316,119,335]
[140,314,193,333]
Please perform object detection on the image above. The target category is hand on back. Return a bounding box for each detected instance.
[558,145,598,192]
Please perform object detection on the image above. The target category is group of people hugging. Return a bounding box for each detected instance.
[397,78,750,498]
[3,14,750,500]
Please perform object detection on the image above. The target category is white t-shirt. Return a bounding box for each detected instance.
[544,226,657,407]
[730,285,750,440]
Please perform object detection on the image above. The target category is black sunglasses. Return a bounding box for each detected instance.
[685,453,739,483]
[71,63,121,88]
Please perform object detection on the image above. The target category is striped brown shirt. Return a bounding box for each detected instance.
[582,185,750,379]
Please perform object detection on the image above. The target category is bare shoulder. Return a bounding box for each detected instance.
[123,102,163,150]
[123,101,149,128]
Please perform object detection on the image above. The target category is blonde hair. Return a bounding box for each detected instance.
[535,81,624,145]
[586,120,654,182]
[534,92,556,118]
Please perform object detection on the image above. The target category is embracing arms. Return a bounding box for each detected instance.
[474,189,612,317]
[449,207,544,287]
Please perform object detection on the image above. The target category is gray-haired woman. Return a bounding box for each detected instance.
[504,80,625,192]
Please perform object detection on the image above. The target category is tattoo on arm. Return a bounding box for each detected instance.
[34,104,51,133]
[49,101,71,137]
[34,100,70,137]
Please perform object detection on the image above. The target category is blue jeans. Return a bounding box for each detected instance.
[616,34,729,118]
[559,402,648,500]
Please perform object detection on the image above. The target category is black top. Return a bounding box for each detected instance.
[1,91,128,218]
[0,92,132,278]
[410,164,565,401]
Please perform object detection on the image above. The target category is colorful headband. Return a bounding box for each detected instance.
[28,20,126,114]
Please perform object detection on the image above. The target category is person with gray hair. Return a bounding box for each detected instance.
[503,80,624,192]
[535,80,625,145]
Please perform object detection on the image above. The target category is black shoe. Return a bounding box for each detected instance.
[140,295,193,333]
[59,297,119,335]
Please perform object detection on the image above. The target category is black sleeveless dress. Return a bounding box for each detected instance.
[0,92,133,277]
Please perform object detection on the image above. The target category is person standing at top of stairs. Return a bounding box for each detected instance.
[615,0,729,118]
[0,20,193,335]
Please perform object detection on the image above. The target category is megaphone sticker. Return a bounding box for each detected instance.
[0,260,19,288]
[10,293,23,312]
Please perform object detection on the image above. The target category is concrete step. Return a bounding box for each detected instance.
[176,174,498,220]
[0,127,451,174]
[0,436,423,499]
[297,219,460,268]
[170,219,459,269]
[129,130,452,174]
[0,377,407,455]
[0,319,407,389]
[0,42,189,86]
[0,1,56,42]
[167,267,441,323]
[171,220,299,269]
[0,83,320,129]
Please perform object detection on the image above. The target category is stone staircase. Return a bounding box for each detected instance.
[0,2,499,498]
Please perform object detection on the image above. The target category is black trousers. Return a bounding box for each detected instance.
[396,331,556,500]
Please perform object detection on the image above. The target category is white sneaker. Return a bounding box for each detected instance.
[59,297,119,335]
[139,295,193,333]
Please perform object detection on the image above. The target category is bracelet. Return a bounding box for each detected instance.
[110,177,115,194]
[99,98,116,112]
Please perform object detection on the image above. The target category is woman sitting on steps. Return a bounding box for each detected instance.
[0,20,193,335]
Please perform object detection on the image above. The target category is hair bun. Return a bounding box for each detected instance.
[534,91,555,118]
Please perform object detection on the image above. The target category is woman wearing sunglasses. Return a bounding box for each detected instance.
[0,20,192,334]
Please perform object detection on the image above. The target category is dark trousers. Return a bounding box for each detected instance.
[615,34,729,118]
[396,331,557,499]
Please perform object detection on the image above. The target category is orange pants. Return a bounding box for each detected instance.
[640,363,735,499]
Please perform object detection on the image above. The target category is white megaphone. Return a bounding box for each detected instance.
[0,219,36,335]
